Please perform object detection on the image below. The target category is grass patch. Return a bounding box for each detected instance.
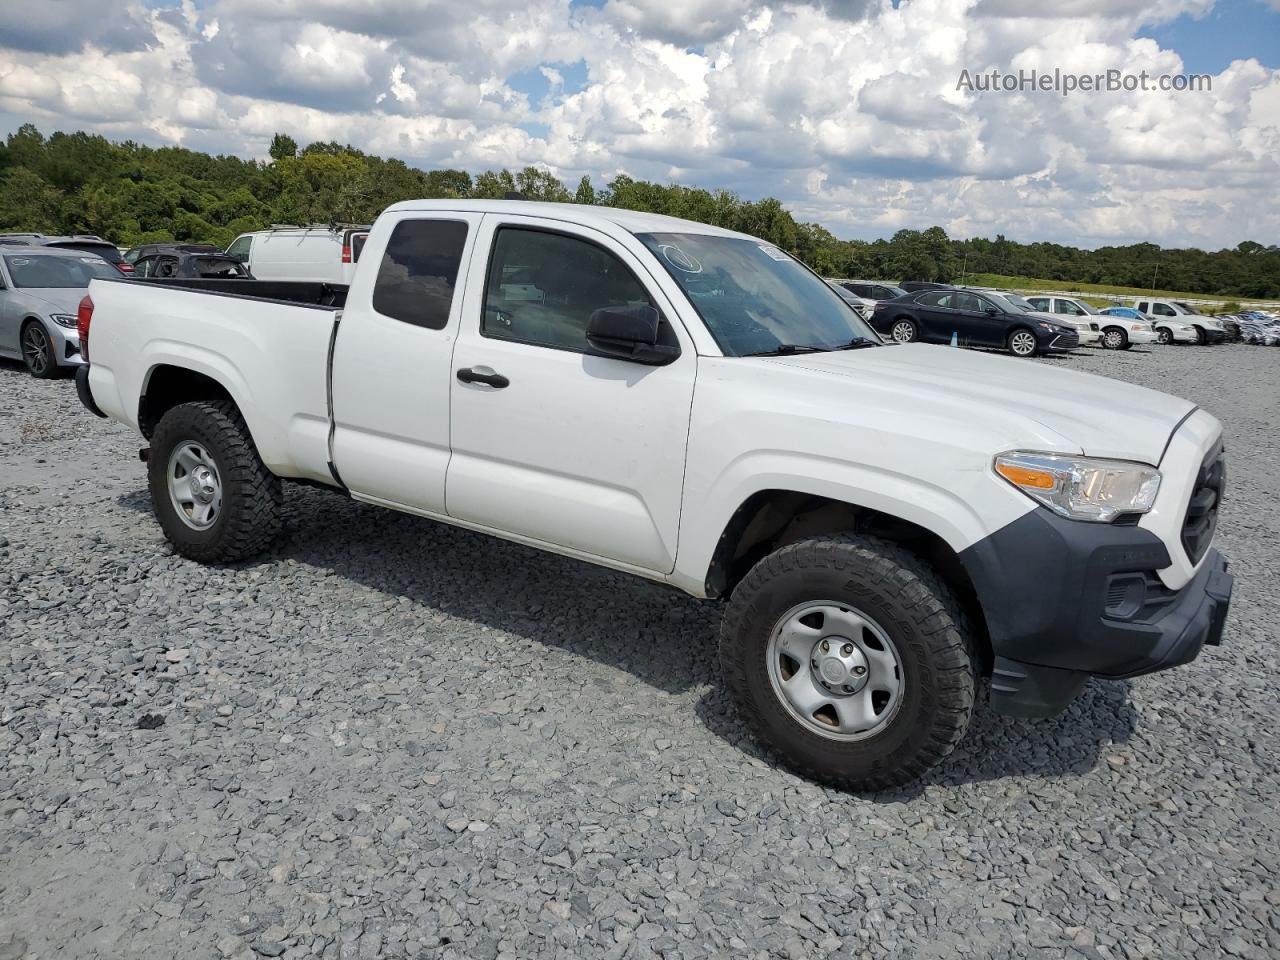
[958,273,1277,312]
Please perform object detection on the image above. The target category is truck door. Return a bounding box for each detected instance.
[329,212,484,512]
[446,215,697,574]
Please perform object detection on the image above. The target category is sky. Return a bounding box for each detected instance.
[0,0,1278,250]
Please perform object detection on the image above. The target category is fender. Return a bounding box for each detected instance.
[137,341,282,467]
[670,450,1034,597]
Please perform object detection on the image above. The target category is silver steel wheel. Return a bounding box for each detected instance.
[891,320,916,343]
[1009,330,1037,356]
[22,325,51,375]
[1157,328,1172,344]
[1103,329,1125,349]
[167,441,223,530]
[766,601,904,741]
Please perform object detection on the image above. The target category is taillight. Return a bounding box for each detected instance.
[77,295,93,362]
[116,261,134,274]
[341,244,352,264]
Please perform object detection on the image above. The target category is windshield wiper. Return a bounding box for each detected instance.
[832,337,880,350]
[743,344,828,357]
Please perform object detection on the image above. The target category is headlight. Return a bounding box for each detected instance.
[50,313,78,329]
[994,452,1161,522]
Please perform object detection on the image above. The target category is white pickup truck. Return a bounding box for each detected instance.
[75,200,1233,790]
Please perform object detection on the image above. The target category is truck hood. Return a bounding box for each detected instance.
[771,343,1195,464]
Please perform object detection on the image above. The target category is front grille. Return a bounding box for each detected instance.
[1181,445,1225,564]
[1054,330,1080,348]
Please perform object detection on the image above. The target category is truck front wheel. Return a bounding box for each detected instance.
[148,400,283,563]
[720,535,976,791]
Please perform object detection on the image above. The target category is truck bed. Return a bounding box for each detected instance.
[135,277,348,308]
[84,276,342,485]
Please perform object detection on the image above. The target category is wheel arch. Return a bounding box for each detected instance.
[138,363,264,456]
[704,488,993,670]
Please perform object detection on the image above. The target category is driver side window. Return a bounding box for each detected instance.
[482,227,667,353]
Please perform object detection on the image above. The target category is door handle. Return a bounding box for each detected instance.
[456,367,510,389]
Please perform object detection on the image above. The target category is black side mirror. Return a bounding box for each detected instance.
[586,304,679,365]
[985,308,998,315]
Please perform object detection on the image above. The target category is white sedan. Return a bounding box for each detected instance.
[1101,307,1198,345]
[1027,296,1158,349]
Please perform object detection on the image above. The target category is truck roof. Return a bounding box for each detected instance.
[382,199,752,240]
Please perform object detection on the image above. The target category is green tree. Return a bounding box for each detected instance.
[0,167,65,233]
[574,175,596,205]
[269,133,298,162]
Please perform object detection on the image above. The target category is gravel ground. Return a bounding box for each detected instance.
[1,344,1278,960]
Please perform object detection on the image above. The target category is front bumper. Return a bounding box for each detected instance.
[1201,328,1227,343]
[959,508,1232,718]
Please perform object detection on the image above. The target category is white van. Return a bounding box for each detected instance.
[225,226,370,285]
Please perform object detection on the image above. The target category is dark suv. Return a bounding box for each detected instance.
[870,289,1079,356]
[838,279,908,301]
[0,233,132,274]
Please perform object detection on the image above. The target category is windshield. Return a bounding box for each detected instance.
[989,292,1034,312]
[4,254,120,288]
[637,232,878,355]
[48,242,122,264]
[879,284,908,299]
[1174,301,1204,316]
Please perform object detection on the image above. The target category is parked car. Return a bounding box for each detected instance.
[1134,299,1226,344]
[825,280,875,320]
[134,248,253,280]
[971,289,1101,346]
[1025,295,1157,350]
[871,288,1080,355]
[1222,311,1280,345]
[1099,306,1197,345]
[836,279,909,302]
[76,199,1232,791]
[225,225,370,284]
[0,247,121,377]
[898,280,951,293]
[0,233,133,275]
[124,242,223,265]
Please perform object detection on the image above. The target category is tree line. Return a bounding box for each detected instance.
[1,124,1276,297]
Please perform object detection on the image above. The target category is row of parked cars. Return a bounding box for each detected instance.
[826,278,1237,357]
[0,226,369,378]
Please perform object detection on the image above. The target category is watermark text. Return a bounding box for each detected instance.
[957,67,1211,96]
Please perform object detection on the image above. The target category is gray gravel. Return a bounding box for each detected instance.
[2,344,1278,960]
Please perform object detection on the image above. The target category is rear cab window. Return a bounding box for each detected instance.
[371,219,469,329]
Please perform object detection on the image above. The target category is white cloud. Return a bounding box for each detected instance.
[0,0,1276,248]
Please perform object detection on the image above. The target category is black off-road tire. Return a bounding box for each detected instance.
[720,534,976,791]
[148,400,282,563]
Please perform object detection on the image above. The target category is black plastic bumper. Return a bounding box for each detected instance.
[75,364,107,418]
[959,509,1233,718]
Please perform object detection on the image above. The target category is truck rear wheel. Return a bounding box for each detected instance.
[720,534,975,791]
[148,400,282,563]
